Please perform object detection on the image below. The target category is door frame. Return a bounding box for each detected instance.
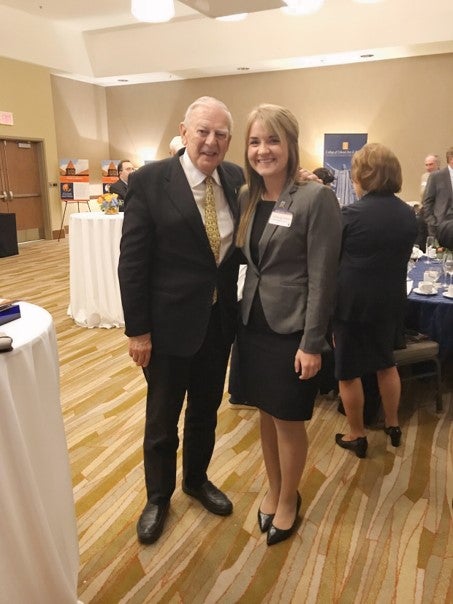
[0,136,51,240]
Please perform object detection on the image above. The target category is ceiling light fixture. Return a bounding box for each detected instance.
[131,0,175,23]
[282,0,324,16]
[216,13,248,22]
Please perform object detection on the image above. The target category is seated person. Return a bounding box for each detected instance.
[169,136,185,156]
[109,159,135,210]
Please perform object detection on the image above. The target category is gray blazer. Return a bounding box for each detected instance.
[239,181,342,353]
[422,167,453,236]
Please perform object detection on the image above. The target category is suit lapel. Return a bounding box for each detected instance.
[163,158,213,257]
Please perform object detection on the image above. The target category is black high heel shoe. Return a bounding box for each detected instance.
[335,433,368,458]
[257,509,275,533]
[267,492,301,546]
[384,426,401,447]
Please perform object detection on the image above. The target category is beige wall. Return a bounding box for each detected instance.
[2,52,452,240]
[51,76,109,222]
[0,57,60,237]
[104,53,453,203]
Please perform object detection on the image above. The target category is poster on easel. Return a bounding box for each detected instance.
[101,160,120,194]
[323,134,367,206]
[59,159,90,200]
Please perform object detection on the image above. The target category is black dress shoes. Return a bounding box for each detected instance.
[384,426,402,447]
[335,433,368,458]
[136,500,170,544]
[257,509,275,533]
[182,480,233,516]
[267,492,301,546]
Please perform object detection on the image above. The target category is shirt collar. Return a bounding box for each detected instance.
[180,151,221,188]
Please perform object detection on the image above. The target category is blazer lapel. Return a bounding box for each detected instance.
[258,182,297,263]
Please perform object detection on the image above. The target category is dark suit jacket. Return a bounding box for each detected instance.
[240,181,342,353]
[422,167,453,236]
[335,192,418,323]
[109,179,127,212]
[118,152,244,356]
[109,178,128,200]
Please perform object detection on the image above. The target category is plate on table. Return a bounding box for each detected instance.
[442,291,453,299]
[413,288,437,296]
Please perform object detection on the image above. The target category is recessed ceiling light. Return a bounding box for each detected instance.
[216,13,248,22]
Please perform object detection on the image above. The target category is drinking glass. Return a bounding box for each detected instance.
[426,236,436,261]
[410,244,420,262]
[443,251,453,287]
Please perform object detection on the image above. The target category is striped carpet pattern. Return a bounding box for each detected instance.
[0,239,451,604]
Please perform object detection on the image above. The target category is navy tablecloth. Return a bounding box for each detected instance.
[406,257,453,359]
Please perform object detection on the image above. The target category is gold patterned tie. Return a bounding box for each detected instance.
[204,176,221,263]
[204,176,221,303]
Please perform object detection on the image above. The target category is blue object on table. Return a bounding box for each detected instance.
[407,258,453,359]
[0,304,21,326]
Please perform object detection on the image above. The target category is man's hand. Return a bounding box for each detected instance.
[298,168,323,184]
[128,333,152,367]
[294,350,321,380]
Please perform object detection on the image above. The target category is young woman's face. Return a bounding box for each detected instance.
[247,120,289,182]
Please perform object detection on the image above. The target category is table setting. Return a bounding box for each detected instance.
[405,243,453,359]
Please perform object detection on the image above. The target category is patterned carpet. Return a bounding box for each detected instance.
[1,239,452,603]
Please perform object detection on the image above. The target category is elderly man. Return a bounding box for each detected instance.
[109,159,135,210]
[420,154,440,197]
[118,97,244,544]
[422,147,453,237]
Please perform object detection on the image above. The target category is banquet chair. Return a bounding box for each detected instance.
[394,339,443,412]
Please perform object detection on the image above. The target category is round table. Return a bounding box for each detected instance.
[407,257,453,359]
[0,302,79,603]
[69,212,124,328]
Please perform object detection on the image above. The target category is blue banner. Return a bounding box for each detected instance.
[324,134,367,206]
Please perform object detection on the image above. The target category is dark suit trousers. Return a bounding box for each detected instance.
[142,304,231,504]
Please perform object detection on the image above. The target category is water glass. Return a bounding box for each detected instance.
[426,236,436,260]
[444,252,453,287]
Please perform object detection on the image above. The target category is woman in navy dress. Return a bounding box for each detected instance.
[334,143,417,458]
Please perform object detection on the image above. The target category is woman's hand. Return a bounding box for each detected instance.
[294,350,321,380]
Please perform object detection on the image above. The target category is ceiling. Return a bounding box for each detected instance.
[0,0,452,86]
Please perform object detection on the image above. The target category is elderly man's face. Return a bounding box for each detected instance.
[424,156,438,173]
[180,103,231,175]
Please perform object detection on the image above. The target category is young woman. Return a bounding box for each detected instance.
[236,104,341,545]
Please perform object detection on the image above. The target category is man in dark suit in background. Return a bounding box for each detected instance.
[118,97,244,545]
[423,146,453,236]
[109,159,135,211]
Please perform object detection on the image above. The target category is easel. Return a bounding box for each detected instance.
[58,199,91,241]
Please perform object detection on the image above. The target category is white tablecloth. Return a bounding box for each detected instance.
[69,212,124,328]
[0,302,79,604]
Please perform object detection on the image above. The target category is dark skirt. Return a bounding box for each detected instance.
[236,322,319,421]
[333,318,397,381]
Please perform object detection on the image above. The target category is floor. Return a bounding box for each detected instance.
[0,239,452,604]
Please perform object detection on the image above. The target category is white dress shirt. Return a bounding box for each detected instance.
[180,152,234,263]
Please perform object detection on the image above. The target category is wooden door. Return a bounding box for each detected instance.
[0,139,45,241]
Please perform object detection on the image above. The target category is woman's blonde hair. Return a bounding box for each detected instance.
[351,142,402,194]
[236,104,300,247]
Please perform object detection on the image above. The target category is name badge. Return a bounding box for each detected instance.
[269,208,293,228]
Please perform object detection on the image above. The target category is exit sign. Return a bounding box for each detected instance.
[0,111,14,126]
